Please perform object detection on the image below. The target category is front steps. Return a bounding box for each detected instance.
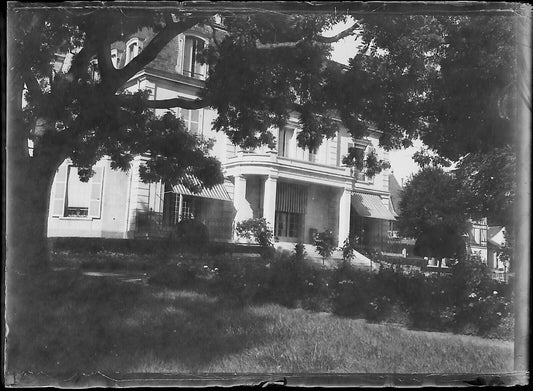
[274,242,378,270]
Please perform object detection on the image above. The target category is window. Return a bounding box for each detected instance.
[181,197,195,220]
[278,128,293,157]
[110,48,118,68]
[308,148,318,163]
[89,59,99,82]
[65,167,90,216]
[471,227,488,246]
[180,108,201,133]
[183,36,206,79]
[348,142,374,183]
[125,38,141,64]
[163,190,196,226]
[275,212,301,238]
[51,165,104,218]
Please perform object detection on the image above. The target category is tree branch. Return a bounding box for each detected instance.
[67,46,94,81]
[111,16,209,92]
[255,39,304,49]
[255,22,360,50]
[23,69,42,98]
[206,20,222,51]
[118,95,209,110]
[96,33,117,85]
[316,22,360,43]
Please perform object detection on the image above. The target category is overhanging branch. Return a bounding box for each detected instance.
[316,22,360,43]
[23,70,42,98]
[255,22,360,49]
[119,95,209,110]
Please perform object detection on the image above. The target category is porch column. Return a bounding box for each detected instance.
[338,186,352,247]
[233,174,253,240]
[263,175,278,231]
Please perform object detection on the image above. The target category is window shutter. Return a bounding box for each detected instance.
[51,165,68,217]
[88,166,105,218]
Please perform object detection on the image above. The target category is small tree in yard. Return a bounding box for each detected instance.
[235,218,274,253]
[398,167,470,266]
[314,229,336,266]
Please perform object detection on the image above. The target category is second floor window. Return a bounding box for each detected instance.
[125,38,141,65]
[278,128,293,157]
[308,148,318,163]
[180,108,201,133]
[471,227,488,246]
[183,36,206,79]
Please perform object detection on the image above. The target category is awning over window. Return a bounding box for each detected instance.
[351,192,396,221]
[171,175,233,201]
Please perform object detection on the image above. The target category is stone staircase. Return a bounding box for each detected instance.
[274,241,378,270]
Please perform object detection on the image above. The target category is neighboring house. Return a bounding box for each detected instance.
[487,226,508,272]
[383,173,415,254]
[467,218,489,262]
[47,25,397,248]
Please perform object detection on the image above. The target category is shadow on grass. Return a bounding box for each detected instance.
[5,269,277,375]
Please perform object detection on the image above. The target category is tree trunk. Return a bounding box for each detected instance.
[7,157,59,275]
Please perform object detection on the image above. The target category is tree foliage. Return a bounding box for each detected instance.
[7,3,523,271]
[398,167,469,259]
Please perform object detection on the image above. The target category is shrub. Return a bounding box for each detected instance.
[400,274,455,331]
[149,258,200,289]
[447,255,513,336]
[314,229,336,265]
[293,242,307,261]
[330,263,374,319]
[340,236,357,265]
[208,255,271,306]
[174,219,210,251]
[235,218,274,257]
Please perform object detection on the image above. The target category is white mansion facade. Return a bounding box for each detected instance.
[47,25,398,249]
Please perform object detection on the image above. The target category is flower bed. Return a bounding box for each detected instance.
[148,249,513,340]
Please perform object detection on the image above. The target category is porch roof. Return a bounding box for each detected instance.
[351,192,396,221]
[171,176,233,201]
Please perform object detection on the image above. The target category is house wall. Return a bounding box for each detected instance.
[470,244,488,263]
[245,175,263,219]
[48,25,395,244]
[194,199,235,241]
[303,184,339,243]
[48,158,130,238]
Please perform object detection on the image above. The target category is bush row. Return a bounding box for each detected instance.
[149,249,514,340]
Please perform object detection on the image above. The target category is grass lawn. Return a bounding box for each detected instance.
[6,267,513,376]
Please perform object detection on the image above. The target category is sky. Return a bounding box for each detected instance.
[327,21,422,186]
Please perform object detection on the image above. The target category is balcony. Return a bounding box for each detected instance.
[224,151,352,188]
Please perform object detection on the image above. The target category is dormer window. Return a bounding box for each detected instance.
[110,48,119,68]
[183,35,207,79]
[125,38,141,65]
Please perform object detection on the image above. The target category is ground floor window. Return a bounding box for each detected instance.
[162,184,196,226]
[275,211,302,239]
[65,166,90,217]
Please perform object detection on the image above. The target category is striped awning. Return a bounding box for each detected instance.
[171,175,232,201]
[351,192,396,221]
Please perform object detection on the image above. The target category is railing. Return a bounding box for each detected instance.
[359,236,415,255]
[135,211,174,238]
[135,211,233,240]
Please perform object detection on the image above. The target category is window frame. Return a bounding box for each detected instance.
[182,35,208,80]
[51,163,105,220]
[125,37,141,65]
[179,108,202,134]
[110,48,119,68]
